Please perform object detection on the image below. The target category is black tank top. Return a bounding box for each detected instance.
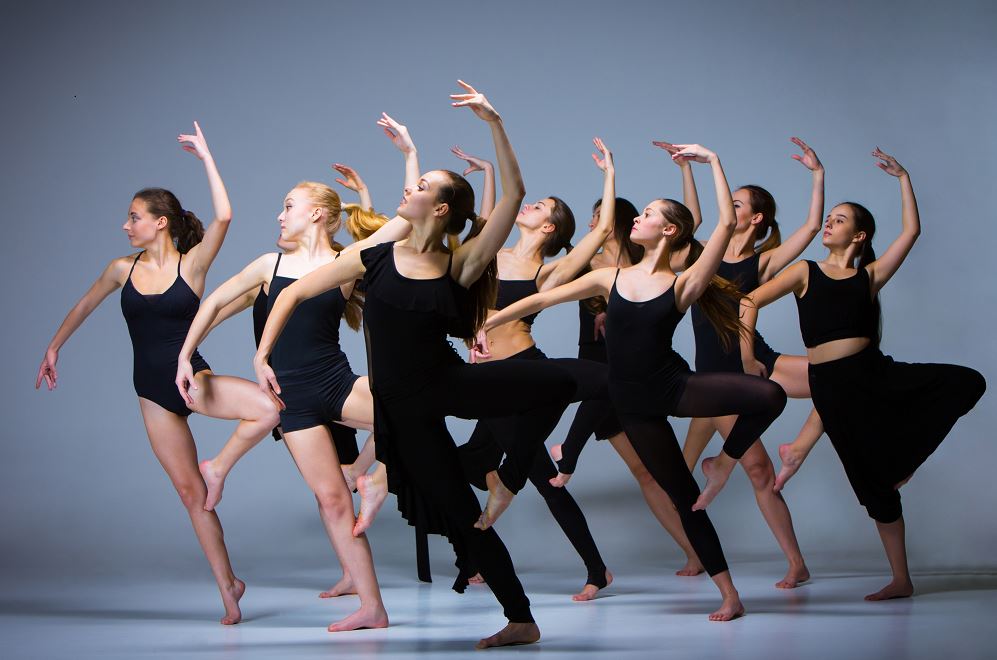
[360,242,464,399]
[267,253,350,373]
[252,285,267,347]
[691,253,765,369]
[796,260,876,348]
[494,264,543,326]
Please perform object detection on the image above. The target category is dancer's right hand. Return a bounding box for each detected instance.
[652,140,689,167]
[669,144,716,164]
[742,357,768,379]
[254,356,285,409]
[175,358,198,406]
[377,113,416,154]
[591,137,614,172]
[469,327,491,363]
[332,163,368,193]
[35,348,59,390]
[450,80,500,123]
[593,312,607,341]
[450,145,491,176]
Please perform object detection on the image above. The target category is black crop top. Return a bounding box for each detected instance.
[795,260,877,348]
[494,264,543,326]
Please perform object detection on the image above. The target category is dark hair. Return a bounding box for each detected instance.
[658,198,747,350]
[133,188,204,253]
[739,185,781,253]
[840,201,882,345]
[540,196,575,257]
[437,170,497,342]
[582,196,642,314]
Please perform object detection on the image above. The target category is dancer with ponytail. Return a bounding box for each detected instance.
[739,148,984,600]
[454,138,618,601]
[484,143,789,620]
[35,124,279,625]
[257,82,575,648]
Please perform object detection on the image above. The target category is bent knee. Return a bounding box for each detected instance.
[314,489,354,518]
[175,483,206,510]
[743,459,775,490]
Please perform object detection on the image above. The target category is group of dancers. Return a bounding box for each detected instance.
[36,82,986,648]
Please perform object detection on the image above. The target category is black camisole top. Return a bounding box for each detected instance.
[494,263,544,326]
[796,260,877,348]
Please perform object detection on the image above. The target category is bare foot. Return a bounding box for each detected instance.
[864,578,913,601]
[548,472,572,488]
[676,559,705,577]
[341,463,357,493]
[692,455,733,511]
[468,573,486,585]
[199,459,226,511]
[474,471,515,530]
[774,443,805,493]
[708,593,745,622]
[776,564,811,589]
[220,578,245,625]
[320,574,356,598]
[475,622,541,649]
[572,569,613,601]
[353,473,387,537]
[327,605,389,632]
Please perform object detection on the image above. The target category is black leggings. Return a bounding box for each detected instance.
[459,352,609,587]
[557,343,622,474]
[616,371,787,577]
[378,359,575,623]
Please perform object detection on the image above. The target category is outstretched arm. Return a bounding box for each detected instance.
[36,258,128,390]
[451,145,495,218]
[254,249,365,395]
[865,148,919,294]
[178,122,232,276]
[450,81,527,287]
[484,268,614,330]
[739,260,808,377]
[539,138,616,290]
[760,137,824,280]
[673,145,736,311]
[654,140,703,231]
[207,290,257,333]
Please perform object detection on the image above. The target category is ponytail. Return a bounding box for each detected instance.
[739,185,780,254]
[343,204,390,242]
[540,196,575,258]
[133,187,205,253]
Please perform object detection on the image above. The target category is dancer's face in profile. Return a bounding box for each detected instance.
[822,204,865,250]
[277,188,319,241]
[630,200,676,247]
[732,188,762,232]
[123,198,166,248]
[398,170,448,222]
[516,198,555,232]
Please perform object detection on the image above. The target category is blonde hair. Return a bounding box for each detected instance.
[343,204,390,241]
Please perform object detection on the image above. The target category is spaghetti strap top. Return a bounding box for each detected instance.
[495,263,544,326]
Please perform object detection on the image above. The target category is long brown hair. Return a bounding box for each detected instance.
[582,196,642,315]
[540,196,575,257]
[739,185,781,253]
[659,199,747,350]
[437,170,497,342]
[133,188,204,253]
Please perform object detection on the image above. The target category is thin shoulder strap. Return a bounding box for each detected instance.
[127,252,143,279]
[177,252,183,274]
[613,267,621,285]
[533,263,544,280]
[446,249,454,271]
[270,253,283,280]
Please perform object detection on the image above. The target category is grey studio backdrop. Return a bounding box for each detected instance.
[1,0,994,588]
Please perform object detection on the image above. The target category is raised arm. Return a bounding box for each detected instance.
[485,268,614,330]
[332,163,373,211]
[865,148,919,294]
[672,145,736,311]
[739,260,809,377]
[538,138,616,290]
[451,145,495,218]
[450,81,526,287]
[254,249,365,395]
[36,257,129,390]
[654,140,703,230]
[378,113,420,190]
[177,122,232,277]
[759,137,824,280]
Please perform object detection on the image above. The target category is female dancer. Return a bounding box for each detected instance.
[35,123,279,625]
[483,143,789,620]
[453,138,618,601]
[175,142,419,630]
[257,82,576,648]
[738,148,985,600]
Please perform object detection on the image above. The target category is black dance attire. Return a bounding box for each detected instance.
[360,242,575,622]
[692,253,780,375]
[606,270,787,577]
[266,254,359,463]
[457,270,609,589]
[121,252,209,416]
[797,261,985,523]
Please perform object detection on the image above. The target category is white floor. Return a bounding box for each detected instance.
[3,558,996,660]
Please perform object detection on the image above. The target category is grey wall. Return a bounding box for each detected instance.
[2,0,994,581]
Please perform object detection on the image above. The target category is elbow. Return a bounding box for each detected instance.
[215,213,233,225]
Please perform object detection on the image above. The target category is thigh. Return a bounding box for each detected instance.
[675,371,784,419]
[339,376,374,430]
[445,361,573,420]
[282,425,350,494]
[138,398,202,489]
[188,372,278,421]
[770,355,811,399]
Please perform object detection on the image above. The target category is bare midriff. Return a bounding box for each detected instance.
[479,313,536,362]
[807,336,872,365]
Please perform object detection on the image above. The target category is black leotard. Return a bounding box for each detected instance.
[121,252,210,417]
[692,253,780,374]
[267,254,359,461]
[494,264,544,326]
